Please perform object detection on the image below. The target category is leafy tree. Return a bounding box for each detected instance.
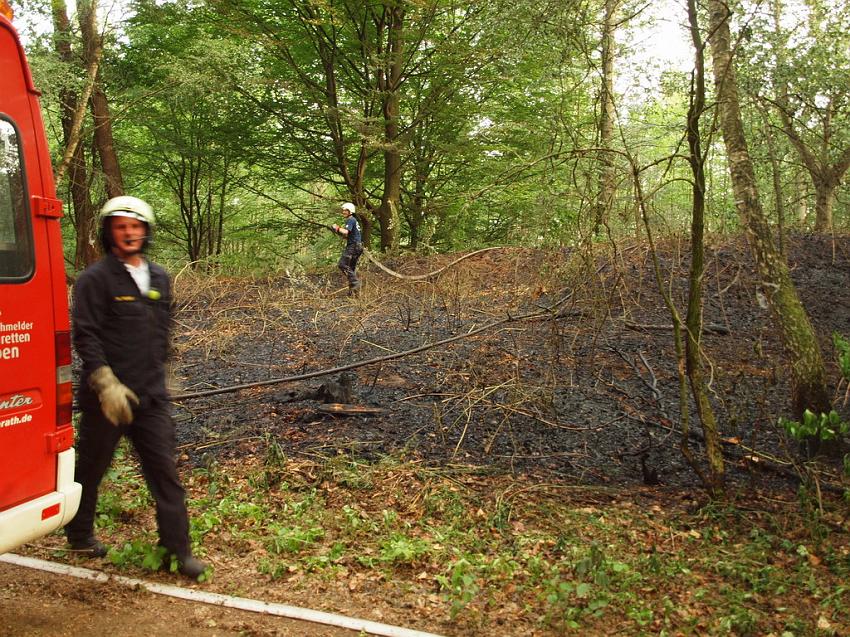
[768,1,850,231]
[114,0,267,266]
[210,0,596,252]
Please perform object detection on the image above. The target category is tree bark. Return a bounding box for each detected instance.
[51,0,99,269]
[78,0,124,199]
[685,0,724,493]
[794,170,808,225]
[707,0,830,420]
[761,108,786,254]
[594,0,617,237]
[812,177,836,232]
[90,88,124,198]
[376,2,404,252]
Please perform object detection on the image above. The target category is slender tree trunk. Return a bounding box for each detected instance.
[767,0,787,253]
[594,0,617,236]
[216,163,229,258]
[795,170,808,225]
[90,89,123,197]
[376,2,404,252]
[354,146,372,247]
[409,159,427,250]
[707,0,830,420]
[777,112,848,234]
[311,5,372,248]
[685,0,723,494]
[771,19,850,237]
[762,113,786,254]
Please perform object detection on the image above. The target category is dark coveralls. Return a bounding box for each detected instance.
[65,253,191,556]
[338,215,363,291]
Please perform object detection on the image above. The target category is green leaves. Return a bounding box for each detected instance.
[108,540,168,571]
[779,409,849,441]
[834,333,850,381]
[436,557,480,619]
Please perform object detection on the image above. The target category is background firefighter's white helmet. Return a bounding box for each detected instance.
[99,195,155,252]
[100,195,156,226]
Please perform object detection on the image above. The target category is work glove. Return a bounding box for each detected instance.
[88,365,139,426]
[165,361,182,395]
[332,224,341,233]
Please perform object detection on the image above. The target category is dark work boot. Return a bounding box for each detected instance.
[176,553,209,580]
[68,537,109,558]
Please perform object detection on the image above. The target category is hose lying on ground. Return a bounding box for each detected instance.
[360,246,500,280]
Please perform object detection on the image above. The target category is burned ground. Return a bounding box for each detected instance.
[168,233,850,494]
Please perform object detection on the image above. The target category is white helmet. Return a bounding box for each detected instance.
[341,202,356,215]
[100,196,156,226]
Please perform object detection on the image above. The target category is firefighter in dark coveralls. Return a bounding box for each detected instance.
[65,196,207,580]
[331,201,363,296]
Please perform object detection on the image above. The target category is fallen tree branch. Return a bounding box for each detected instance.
[624,320,730,335]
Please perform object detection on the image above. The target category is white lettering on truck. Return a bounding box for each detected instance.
[0,332,30,344]
[0,394,34,411]
[0,320,34,361]
[0,321,34,331]
[0,346,20,360]
[0,413,33,429]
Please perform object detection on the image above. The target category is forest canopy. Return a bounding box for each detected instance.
[13,0,847,275]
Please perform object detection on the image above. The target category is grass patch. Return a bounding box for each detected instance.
[55,449,850,636]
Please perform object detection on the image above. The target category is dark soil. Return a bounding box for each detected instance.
[169,233,850,493]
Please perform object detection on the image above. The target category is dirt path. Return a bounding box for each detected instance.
[0,560,378,637]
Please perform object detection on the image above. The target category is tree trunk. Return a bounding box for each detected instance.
[594,0,617,237]
[767,0,787,252]
[78,0,123,198]
[812,179,834,232]
[707,0,830,420]
[90,89,123,198]
[51,0,99,269]
[353,148,372,247]
[684,0,724,493]
[795,170,808,225]
[376,2,404,252]
[759,107,786,254]
[408,160,427,250]
[311,6,372,249]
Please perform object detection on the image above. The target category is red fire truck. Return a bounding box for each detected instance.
[0,3,81,554]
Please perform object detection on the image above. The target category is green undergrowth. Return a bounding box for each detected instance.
[56,443,850,636]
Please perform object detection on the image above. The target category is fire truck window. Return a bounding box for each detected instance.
[0,118,33,280]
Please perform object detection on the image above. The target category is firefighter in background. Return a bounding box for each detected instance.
[331,201,363,296]
[65,196,207,580]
